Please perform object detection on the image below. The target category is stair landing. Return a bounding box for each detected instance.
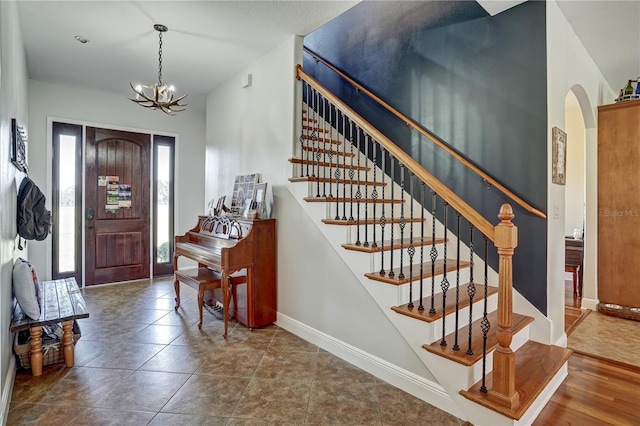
[460,340,572,420]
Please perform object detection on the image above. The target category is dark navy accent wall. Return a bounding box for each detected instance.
[304,1,548,314]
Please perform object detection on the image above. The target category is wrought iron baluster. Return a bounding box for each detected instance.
[379,147,387,275]
[429,192,438,314]
[453,212,461,351]
[341,114,347,220]
[321,96,327,198]
[300,81,307,176]
[440,202,450,346]
[363,134,370,247]
[355,128,362,245]
[466,224,476,356]
[348,120,355,221]
[418,182,425,311]
[398,164,406,279]
[388,157,395,278]
[480,235,491,393]
[314,91,321,197]
[327,104,334,199]
[371,142,378,248]
[307,85,315,177]
[408,172,415,307]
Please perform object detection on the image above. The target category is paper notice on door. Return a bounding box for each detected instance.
[98,176,107,186]
[106,176,120,205]
[105,204,119,214]
[118,184,131,208]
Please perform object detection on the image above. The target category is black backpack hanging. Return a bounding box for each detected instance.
[17,177,52,243]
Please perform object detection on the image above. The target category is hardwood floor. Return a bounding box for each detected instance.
[534,353,640,425]
[533,280,640,425]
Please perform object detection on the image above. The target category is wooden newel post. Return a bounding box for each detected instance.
[488,204,519,409]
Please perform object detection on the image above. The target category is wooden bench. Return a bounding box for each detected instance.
[174,267,246,329]
[10,277,89,376]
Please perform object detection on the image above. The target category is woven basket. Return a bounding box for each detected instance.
[14,321,81,369]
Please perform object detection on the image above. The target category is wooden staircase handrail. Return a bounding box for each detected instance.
[297,65,495,241]
[302,47,546,220]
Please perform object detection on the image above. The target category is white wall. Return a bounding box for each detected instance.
[547,0,615,342]
[564,97,586,237]
[0,1,29,420]
[27,80,207,280]
[205,35,435,381]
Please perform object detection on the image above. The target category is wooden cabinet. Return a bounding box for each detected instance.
[597,101,640,319]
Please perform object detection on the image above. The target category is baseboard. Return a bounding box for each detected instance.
[276,312,464,419]
[554,332,568,348]
[581,297,599,311]
[1,356,16,425]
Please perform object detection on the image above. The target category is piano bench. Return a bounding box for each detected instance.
[174,267,246,329]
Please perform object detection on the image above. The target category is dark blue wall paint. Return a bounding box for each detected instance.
[304,1,548,314]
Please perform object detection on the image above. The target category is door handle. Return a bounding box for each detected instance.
[86,207,94,229]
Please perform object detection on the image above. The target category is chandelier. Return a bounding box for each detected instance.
[129,24,187,115]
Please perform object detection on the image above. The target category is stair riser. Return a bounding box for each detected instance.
[433,293,499,340]
[392,293,498,346]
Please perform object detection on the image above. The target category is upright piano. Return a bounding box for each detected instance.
[173,215,276,337]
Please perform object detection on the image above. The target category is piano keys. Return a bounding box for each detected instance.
[173,215,276,338]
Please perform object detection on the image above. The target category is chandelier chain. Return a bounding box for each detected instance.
[129,23,187,115]
[158,31,163,85]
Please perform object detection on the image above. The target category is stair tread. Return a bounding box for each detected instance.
[301,134,342,144]
[422,311,534,366]
[322,217,423,226]
[460,341,573,420]
[302,125,329,133]
[289,176,386,186]
[390,282,496,322]
[301,146,353,156]
[366,258,470,286]
[289,158,369,171]
[304,196,402,204]
[342,237,447,253]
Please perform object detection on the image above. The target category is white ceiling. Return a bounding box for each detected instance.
[15,1,640,108]
[16,1,360,108]
[556,0,640,94]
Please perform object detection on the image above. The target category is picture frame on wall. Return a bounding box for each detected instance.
[11,119,28,173]
[552,126,567,185]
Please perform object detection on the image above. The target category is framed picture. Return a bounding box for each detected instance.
[214,195,226,216]
[11,118,28,173]
[254,182,267,219]
[230,173,260,216]
[552,126,567,185]
[242,199,253,218]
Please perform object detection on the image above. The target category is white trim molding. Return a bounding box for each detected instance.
[581,297,599,312]
[1,356,16,425]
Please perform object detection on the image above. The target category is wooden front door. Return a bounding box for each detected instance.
[85,127,151,285]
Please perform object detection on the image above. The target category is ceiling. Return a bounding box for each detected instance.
[16,1,359,109]
[555,0,640,95]
[15,1,640,109]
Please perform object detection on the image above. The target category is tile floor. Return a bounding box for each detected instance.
[8,277,463,425]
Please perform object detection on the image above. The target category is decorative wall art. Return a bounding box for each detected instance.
[11,119,28,173]
[552,126,567,185]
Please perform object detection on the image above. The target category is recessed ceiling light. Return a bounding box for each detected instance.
[74,35,89,44]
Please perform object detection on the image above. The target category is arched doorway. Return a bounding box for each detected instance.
[563,85,597,316]
[564,91,586,306]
